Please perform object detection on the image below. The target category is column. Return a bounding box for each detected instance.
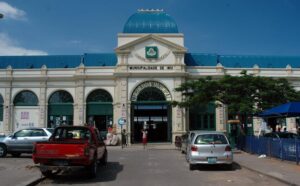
[39,82,47,128]
[74,79,85,126]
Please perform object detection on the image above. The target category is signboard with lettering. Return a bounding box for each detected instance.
[14,107,39,131]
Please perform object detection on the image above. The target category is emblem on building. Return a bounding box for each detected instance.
[145,46,158,59]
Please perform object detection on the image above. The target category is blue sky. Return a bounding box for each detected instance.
[0,0,299,56]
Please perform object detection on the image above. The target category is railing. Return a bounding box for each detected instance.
[237,136,300,164]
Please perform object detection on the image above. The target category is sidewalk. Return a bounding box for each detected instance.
[234,152,300,186]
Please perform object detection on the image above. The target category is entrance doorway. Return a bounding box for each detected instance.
[86,89,113,137]
[131,103,171,143]
[130,81,172,144]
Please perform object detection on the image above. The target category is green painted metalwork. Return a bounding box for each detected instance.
[87,103,113,115]
[13,90,38,106]
[87,89,113,102]
[189,103,216,130]
[137,87,166,101]
[48,91,74,126]
[49,90,73,103]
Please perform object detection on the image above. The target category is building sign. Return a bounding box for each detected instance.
[145,46,158,59]
[14,107,39,131]
[131,81,172,101]
[128,66,173,70]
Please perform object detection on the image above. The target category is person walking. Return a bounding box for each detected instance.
[141,129,148,149]
[121,129,127,148]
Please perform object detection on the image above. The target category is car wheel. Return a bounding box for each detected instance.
[11,152,21,157]
[100,150,107,166]
[0,144,7,158]
[189,163,197,171]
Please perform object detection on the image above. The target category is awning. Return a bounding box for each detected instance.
[259,102,300,117]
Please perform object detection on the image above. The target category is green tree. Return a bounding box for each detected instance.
[174,71,300,124]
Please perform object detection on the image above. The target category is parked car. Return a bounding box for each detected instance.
[181,130,201,154]
[0,128,53,158]
[32,126,107,178]
[186,131,233,170]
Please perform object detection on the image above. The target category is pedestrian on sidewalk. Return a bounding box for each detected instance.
[121,129,127,148]
[141,129,148,149]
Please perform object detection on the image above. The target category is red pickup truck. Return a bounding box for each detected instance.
[32,126,107,178]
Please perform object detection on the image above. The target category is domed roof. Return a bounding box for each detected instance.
[123,9,179,33]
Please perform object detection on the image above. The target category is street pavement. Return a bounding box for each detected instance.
[0,154,42,186]
[0,145,299,186]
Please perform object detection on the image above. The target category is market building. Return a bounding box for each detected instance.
[0,9,300,143]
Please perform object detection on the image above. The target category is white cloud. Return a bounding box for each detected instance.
[0,1,26,20]
[0,33,47,56]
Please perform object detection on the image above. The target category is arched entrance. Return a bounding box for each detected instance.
[48,90,74,128]
[86,89,113,135]
[131,81,172,143]
[13,90,39,130]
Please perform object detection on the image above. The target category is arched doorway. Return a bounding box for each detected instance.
[86,89,113,135]
[48,90,73,128]
[131,81,172,143]
[13,90,39,130]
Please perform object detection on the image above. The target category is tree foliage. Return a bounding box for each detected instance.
[173,70,300,116]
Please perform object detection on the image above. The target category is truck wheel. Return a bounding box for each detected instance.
[11,152,21,157]
[100,150,107,166]
[0,144,7,158]
[189,164,196,171]
[88,158,97,178]
[41,170,55,178]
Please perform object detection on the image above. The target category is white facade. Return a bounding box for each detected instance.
[0,12,300,142]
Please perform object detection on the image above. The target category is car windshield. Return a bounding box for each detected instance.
[53,128,91,141]
[194,134,228,145]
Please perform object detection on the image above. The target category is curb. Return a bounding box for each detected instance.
[236,162,299,186]
[25,176,46,186]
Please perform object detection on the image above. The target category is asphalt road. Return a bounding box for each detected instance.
[35,146,286,186]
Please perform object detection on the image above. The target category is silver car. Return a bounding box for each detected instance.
[181,130,202,154]
[0,128,53,157]
[186,131,233,170]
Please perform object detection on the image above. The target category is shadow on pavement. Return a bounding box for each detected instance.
[194,162,242,171]
[48,162,123,184]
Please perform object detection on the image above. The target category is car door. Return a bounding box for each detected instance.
[7,129,32,152]
[28,129,49,151]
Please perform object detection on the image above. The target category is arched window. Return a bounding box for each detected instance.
[87,89,113,103]
[13,90,38,106]
[137,87,166,101]
[86,89,113,132]
[48,90,74,127]
[49,90,73,103]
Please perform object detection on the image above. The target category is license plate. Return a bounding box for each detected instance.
[53,160,68,166]
[207,157,217,164]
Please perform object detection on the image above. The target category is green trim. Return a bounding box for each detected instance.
[87,103,113,115]
[48,104,73,115]
[132,101,170,105]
